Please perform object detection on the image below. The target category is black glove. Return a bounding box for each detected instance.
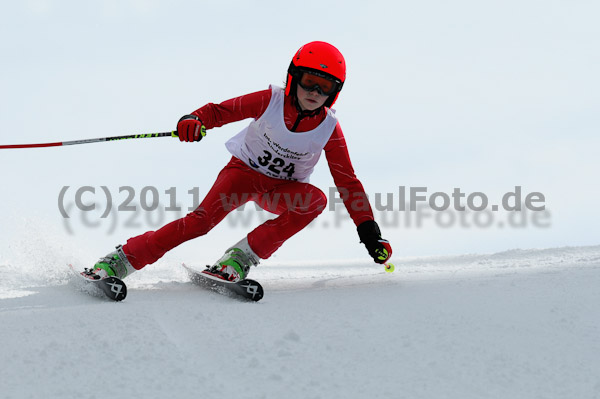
[177,114,206,142]
[357,220,392,264]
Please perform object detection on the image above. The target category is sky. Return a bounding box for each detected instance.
[0,0,598,265]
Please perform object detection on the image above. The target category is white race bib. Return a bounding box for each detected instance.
[225,85,337,183]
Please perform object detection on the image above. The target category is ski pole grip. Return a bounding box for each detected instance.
[171,131,179,137]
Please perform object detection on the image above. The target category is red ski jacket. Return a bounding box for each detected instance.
[191,88,374,227]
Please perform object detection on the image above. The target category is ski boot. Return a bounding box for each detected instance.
[87,245,136,280]
[205,238,260,282]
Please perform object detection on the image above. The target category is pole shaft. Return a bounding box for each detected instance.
[0,131,177,150]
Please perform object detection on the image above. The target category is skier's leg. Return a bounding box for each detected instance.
[119,158,256,271]
[247,182,327,259]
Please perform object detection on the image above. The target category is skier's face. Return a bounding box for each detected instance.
[296,84,329,111]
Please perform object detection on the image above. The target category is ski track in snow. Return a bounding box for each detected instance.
[1,245,600,399]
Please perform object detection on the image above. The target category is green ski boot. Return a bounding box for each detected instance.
[207,238,260,282]
[91,245,136,279]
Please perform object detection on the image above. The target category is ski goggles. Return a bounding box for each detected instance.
[298,72,339,96]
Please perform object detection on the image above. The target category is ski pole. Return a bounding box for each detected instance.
[0,131,178,150]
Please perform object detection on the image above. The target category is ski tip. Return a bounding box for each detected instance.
[103,277,127,301]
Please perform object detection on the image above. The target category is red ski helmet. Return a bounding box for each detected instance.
[285,41,346,108]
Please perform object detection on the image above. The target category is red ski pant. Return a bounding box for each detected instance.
[122,157,327,270]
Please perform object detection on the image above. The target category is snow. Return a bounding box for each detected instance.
[1,2,598,398]
[1,245,599,399]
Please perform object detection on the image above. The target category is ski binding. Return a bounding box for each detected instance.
[182,263,264,302]
[68,264,127,301]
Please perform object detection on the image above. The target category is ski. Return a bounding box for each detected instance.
[182,263,264,302]
[68,264,127,301]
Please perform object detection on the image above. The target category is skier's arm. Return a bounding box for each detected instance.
[324,123,374,226]
[192,89,272,129]
[177,89,272,142]
[324,124,393,263]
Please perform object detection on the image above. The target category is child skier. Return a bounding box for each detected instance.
[92,41,392,282]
